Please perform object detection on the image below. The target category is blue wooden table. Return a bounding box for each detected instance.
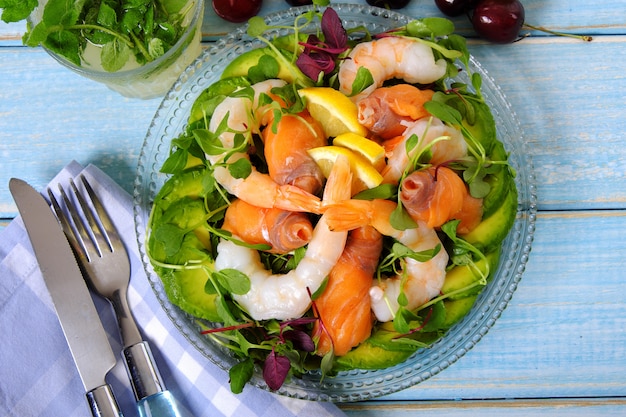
[1,1,626,415]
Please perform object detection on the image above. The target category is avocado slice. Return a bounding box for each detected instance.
[221,46,311,86]
[460,95,498,154]
[441,249,501,300]
[333,323,430,371]
[481,140,513,218]
[148,168,220,322]
[462,185,517,253]
[187,76,251,129]
[156,262,220,322]
[441,294,478,329]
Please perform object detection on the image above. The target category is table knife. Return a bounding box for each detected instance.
[9,178,124,417]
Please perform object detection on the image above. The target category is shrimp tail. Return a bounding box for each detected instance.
[324,200,374,231]
[322,154,352,205]
[274,184,323,214]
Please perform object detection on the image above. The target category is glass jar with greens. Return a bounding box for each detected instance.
[1,0,205,99]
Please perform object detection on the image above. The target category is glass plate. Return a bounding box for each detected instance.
[133,3,537,402]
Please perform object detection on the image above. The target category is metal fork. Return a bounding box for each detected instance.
[49,175,190,417]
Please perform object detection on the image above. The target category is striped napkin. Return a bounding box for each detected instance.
[0,161,347,417]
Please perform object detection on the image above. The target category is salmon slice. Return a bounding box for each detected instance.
[400,166,483,232]
[314,226,382,357]
[221,199,313,254]
[263,111,327,195]
[358,85,435,140]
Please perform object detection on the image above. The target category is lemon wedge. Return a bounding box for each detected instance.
[333,132,386,172]
[298,87,368,138]
[308,145,384,195]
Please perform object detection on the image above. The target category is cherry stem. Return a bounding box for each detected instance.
[523,23,593,42]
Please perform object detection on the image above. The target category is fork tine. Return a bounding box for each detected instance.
[48,188,87,261]
[78,175,124,252]
[60,181,100,261]
[69,177,111,259]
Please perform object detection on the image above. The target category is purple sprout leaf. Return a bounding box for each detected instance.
[281,316,318,329]
[263,348,291,391]
[295,9,348,80]
[283,329,316,353]
[296,51,335,81]
[321,7,347,51]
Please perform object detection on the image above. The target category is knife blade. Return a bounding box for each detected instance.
[9,178,124,417]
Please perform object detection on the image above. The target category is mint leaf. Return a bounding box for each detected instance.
[148,37,165,59]
[0,0,37,23]
[23,22,49,47]
[43,0,79,26]
[45,30,82,66]
[101,38,130,72]
[96,1,117,28]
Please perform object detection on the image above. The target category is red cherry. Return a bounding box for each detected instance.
[212,0,263,23]
[365,0,412,9]
[471,0,525,44]
[284,0,313,5]
[434,0,478,17]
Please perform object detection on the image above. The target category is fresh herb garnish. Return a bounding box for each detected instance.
[0,0,194,71]
[144,5,518,393]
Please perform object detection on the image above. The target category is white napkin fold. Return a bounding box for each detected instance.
[0,161,348,417]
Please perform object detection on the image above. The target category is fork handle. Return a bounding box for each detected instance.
[123,341,192,417]
[123,342,165,399]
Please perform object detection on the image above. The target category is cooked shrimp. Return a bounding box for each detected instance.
[213,155,353,320]
[357,85,434,140]
[382,117,467,184]
[338,36,447,101]
[324,199,449,322]
[221,199,314,254]
[314,226,382,356]
[263,110,327,195]
[208,79,321,213]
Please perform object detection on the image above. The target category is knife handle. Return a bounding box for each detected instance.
[86,384,124,417]
[124,341,192,417]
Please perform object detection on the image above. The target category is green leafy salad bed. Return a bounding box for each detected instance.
[145,4,517,393]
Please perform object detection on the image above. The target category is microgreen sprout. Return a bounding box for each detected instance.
[143,5,519,394]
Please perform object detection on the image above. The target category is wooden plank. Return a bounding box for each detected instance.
[1,0,624,41]
[0,47,162,217]
[367,211,626,400]
[340,398,626,416]
[2,37,625,216]
[2,204,624,401]
[468,36,626,211]
[202,0,626,38]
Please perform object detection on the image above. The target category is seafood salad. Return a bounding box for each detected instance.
[146,5,517,393]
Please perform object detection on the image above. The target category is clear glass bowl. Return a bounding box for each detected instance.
[133,3,537,401]
[29,0,204,99]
